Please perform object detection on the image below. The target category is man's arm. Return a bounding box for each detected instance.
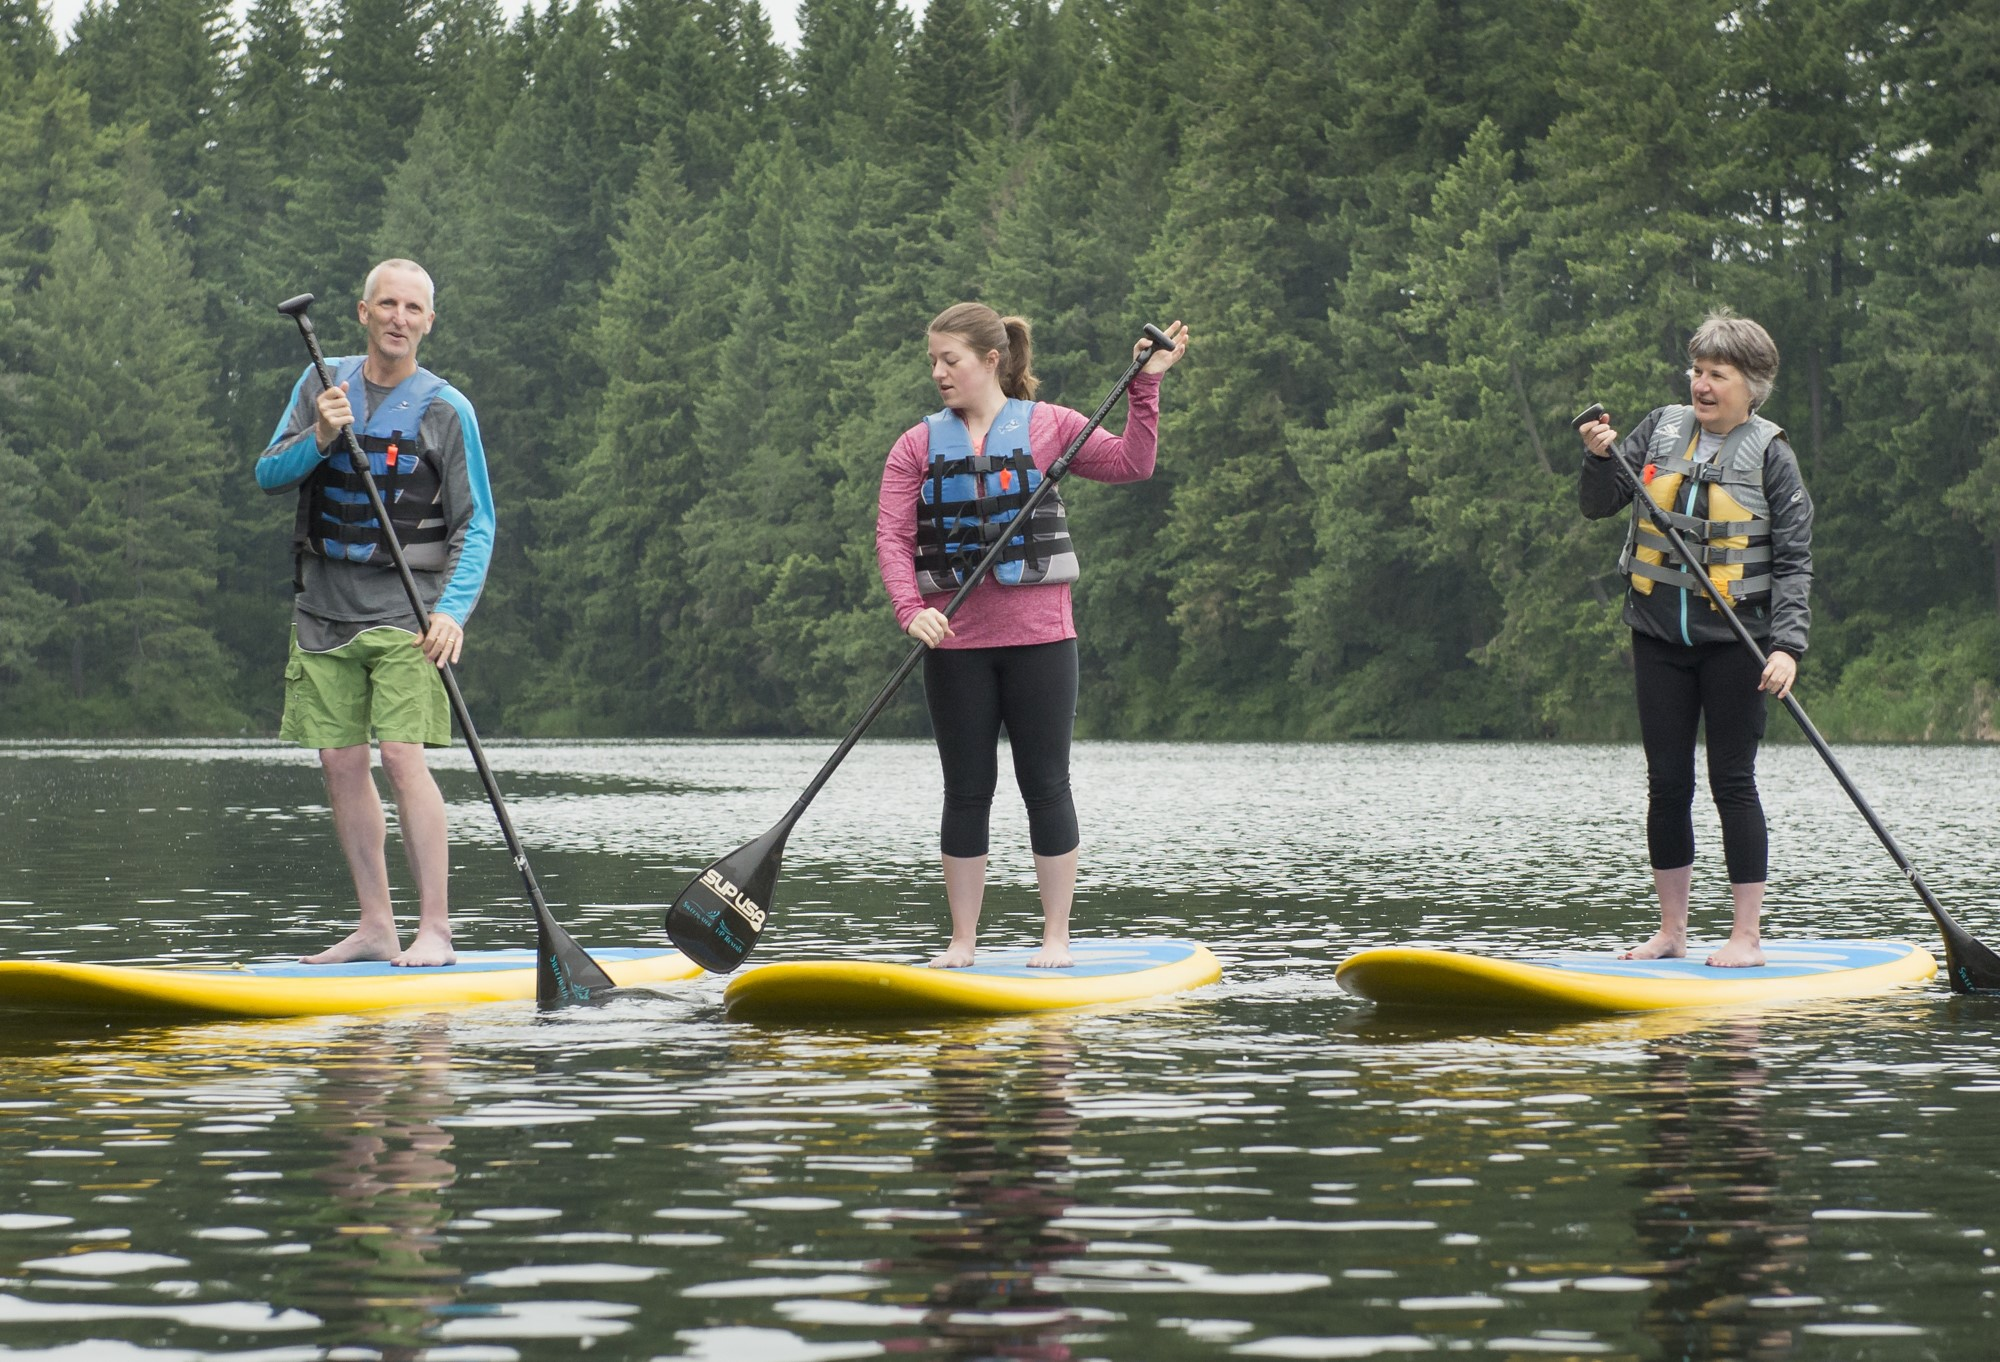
[429,389,495,629]
[256,365,332,493]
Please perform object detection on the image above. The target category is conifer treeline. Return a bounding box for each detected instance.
[2,0,1997,740]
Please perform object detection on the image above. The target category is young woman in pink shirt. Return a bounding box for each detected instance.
[876,303,1190,969]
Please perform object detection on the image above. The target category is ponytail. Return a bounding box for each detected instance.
[998,315,1038,400]
[927,301,1039,401]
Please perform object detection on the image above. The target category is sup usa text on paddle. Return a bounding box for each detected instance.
[702,869,767,932]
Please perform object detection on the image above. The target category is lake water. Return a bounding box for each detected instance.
[3,738,1999,1361]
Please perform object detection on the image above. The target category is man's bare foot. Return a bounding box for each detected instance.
[929,944,976,969]
[1028,943,1073,968]
[1705,937,1765,968]
[302,928,401,965]
[391,928,456,968]
[1619,932,1687,961]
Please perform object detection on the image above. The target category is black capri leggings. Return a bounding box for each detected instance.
[922,638,1080,859]
[1632,631,1769,884]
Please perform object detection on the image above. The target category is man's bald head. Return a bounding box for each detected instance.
[363,259,435,311]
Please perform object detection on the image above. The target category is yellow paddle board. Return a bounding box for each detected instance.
[0,947,702,1020]
[1335,939,1936,1015]
[724,937,1222,1021]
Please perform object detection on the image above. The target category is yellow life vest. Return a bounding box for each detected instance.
[1619,407,1779,610]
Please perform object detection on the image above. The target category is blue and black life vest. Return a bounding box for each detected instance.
[292,358,450,578]
[914,399,1079,594]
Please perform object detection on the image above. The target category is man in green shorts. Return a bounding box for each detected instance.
[255,260,495,966]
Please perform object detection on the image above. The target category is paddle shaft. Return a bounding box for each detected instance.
[1584,412,1992,980]
[279,299,611,1003]
[777,333,1171,831]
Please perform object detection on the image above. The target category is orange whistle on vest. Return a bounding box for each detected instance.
[999,470,1012,492]
[1641,462,1658,484]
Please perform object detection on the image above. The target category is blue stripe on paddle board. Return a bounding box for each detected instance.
[1528,940,1918,981]
[188,947,674,979]
[934,938,1202,980]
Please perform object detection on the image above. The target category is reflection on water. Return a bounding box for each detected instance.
[3,741,1999,1359]
[1633,1022,1804,1362]
[298,1020,464,1356]
[911,1027,1084,1359]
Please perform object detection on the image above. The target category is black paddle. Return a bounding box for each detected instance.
[665,323,1180,973]
[278,292,624,1009]
[1574,401,2000,993]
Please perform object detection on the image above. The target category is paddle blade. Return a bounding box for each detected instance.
[536,915,620,1009]
[665,822,790,974]
[1935,911,2000,994]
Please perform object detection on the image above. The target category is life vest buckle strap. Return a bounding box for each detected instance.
[1700,544,1772,567]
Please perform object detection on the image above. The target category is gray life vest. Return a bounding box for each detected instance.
[1617,405,1780,606]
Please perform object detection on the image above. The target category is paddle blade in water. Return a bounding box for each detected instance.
[1937,912,2000,994]
[537,916,620,1008]
[665,822,790,973]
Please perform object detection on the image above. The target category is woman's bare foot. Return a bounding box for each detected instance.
[1705,935,1765,968]
[1619,932,1687,961]
[929,943,976,969]
[1028,941,1073,968]
[302,928,401,965]
[391,928,456,968]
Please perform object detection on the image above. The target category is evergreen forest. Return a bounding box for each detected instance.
[3,0,1999,742]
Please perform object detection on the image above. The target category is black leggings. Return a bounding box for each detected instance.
[1633,631,1769,884]
[922,638,1080,859]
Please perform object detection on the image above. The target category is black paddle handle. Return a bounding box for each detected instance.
[781,325,1177,821]
[1573,402,1986,974]
[278,295,595,998]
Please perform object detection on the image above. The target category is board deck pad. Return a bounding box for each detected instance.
[0,947,702,1020]
[723,937,1223,1021]
[1335,938,1937,1015]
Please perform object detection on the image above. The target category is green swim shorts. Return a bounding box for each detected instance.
[279,626,453,750]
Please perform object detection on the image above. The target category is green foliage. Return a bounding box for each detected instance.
[2,0,1997,740]
[4,148,240,733]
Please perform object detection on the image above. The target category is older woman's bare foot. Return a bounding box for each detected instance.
[1619,932,1687,961]
[1705,936,1765,968]
[1028,942,1073,968]
[302,928,401,965]
[929,944,975,969]
[391,928,456,968]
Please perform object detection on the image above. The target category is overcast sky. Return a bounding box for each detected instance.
[43,0,813,51]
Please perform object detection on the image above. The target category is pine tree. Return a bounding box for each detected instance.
[279,0,441,301]
[17,147,240,732]
[0,0,56,91]
[1837,0,2000,632]
[1392,120,1625,735]
[0,282,60,697]
[789,0,913,164]
[1126,0,1339,736]
[540,133,727,729]
[64,0,233,213]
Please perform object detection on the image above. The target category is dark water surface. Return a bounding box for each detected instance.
[2,739,1999,1361]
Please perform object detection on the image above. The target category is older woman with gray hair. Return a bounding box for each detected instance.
[1576,310,1814,968]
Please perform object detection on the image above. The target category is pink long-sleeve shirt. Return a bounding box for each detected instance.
[876,373,1160,649]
